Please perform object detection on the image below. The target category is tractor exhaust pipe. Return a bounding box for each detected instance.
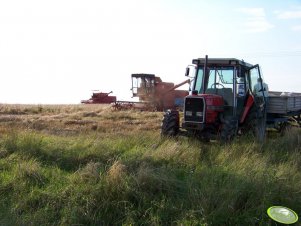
[203,55,208,93]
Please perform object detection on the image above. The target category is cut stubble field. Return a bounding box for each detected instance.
[0,104,300,225]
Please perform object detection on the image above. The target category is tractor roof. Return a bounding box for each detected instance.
[192,58,254,68]
[131,73,156,78]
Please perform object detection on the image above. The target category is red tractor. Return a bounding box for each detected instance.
[161,56,269,142]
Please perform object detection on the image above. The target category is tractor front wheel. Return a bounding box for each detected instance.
[161,110,180,137]
[220,119,238,142]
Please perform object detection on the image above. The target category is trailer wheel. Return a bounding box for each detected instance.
[161,110,179,137]
[279,122,292,136]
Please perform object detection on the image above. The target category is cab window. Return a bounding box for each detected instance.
[194,68,204,93]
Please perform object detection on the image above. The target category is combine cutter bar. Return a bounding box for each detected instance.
[112,101,139,110]
[112,101,155,111]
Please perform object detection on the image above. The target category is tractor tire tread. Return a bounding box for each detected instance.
[161,110,180,137]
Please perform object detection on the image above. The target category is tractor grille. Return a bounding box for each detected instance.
[184,96,205,123]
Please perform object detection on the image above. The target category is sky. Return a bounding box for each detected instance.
[0,0,301,104]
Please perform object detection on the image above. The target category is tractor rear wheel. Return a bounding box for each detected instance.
[243,109,266,142]
[161,110,180,137]
[256,112,266,142]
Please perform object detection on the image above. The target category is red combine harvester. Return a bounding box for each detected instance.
[81,91,116,104]
[129,74,190,111]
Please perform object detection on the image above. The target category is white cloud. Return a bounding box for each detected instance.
[245,20,274,33]
[292,25,301,31]
[237,8,274,33]
[237,8,265,17]
[275,9,301,31]
[276,10,301,19]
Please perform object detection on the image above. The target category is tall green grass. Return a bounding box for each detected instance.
[0,105,300,225]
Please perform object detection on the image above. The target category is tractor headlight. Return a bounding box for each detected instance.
[196,112,203,117]
[185,111,192,116]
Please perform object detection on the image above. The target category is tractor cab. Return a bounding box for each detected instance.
[189,57,266,113]
[161,56,268,141]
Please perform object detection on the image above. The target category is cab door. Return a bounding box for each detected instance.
[249,65,265,105]
[247,64,267,142]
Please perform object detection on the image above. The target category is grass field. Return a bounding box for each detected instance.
[0,104,300,225]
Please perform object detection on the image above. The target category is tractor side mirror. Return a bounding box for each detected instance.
[185,67,190,77]
[185,65,197,78]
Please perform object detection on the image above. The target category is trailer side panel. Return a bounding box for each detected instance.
[267,92,301,114]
